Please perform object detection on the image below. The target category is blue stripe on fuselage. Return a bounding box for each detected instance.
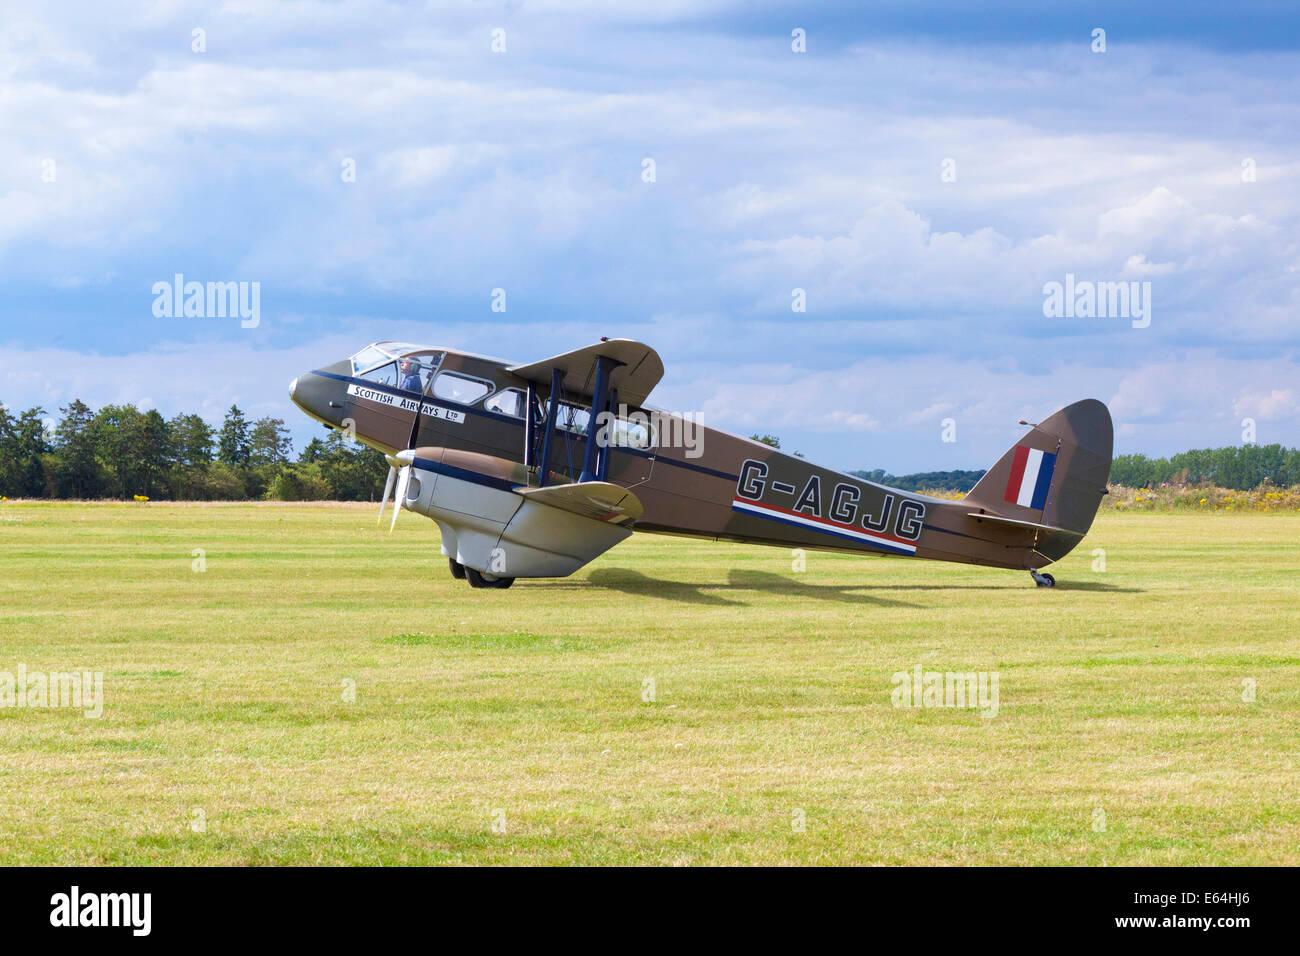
[731,502,916,555]
[410,456,520,494]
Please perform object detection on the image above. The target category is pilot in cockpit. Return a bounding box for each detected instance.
[398,357,423,393]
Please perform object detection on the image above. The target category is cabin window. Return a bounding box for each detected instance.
[484,388,526,418]
[432,370,492,405]
[548,404,652,447]
[604,414,653,450]
[556,403,590,436]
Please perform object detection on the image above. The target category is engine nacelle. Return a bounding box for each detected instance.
[400,447,632,578]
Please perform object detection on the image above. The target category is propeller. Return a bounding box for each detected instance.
[378,450,414,530]
[376,465,397,525]
[390,456,413,532]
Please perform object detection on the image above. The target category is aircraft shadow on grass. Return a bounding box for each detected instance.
[1034,579,1144,594]
[563,568,1142,606]
[568,568,912,606]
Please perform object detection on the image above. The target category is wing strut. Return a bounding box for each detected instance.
[602,387,618,482]
[579,354,622,483]
[523,382,536,469]
[537,367,562,488]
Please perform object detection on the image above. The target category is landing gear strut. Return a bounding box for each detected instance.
[1030,569,1056,588]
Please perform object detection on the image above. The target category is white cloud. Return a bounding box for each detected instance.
[1233,388,1300,423]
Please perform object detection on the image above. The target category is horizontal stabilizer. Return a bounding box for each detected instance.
[965,512,1084,537]
[508,339,664,407]
[516,481,644,525]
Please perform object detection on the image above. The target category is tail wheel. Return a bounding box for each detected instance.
[466,568,515,589]
[1030,570,1056,588]
[448,558,467,580]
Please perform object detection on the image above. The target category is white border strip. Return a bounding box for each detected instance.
[732,498,917,554]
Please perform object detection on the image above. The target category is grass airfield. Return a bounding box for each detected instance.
[1,501,1296,865]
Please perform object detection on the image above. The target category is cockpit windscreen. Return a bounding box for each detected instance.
[350,343,444,393]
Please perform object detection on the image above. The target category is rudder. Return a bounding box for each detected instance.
[965,399,1114,563]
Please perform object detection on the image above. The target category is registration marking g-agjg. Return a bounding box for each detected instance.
[346,384,465,423]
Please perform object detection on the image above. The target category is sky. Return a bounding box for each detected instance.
[1,0,1297,473]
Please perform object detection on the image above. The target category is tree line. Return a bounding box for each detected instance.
[0,400,387,500]
[849,468,988,492]
[3,400,1296,499]
[851,446,1300,493]
[1108,445,1300,490]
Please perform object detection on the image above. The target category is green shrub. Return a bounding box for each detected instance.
[264,464,331,501]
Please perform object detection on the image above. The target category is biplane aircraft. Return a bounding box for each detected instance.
[289,340,1112,589]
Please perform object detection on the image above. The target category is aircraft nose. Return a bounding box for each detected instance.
[288,369,348,428]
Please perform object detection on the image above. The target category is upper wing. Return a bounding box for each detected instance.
[507,338,664,408]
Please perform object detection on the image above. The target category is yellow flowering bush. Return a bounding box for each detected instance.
[1101,483,1300,512]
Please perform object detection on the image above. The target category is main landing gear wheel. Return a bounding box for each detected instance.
[465,568,515,589]
[448,558,466,580]
[1030,570,1056,588]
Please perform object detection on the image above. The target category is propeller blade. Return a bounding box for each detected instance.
[377,465,396,525]
[390,465,411,532]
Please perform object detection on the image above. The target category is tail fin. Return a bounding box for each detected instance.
[965,399,1113,563]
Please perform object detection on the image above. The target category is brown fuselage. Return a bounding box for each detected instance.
[291,347,1101,572]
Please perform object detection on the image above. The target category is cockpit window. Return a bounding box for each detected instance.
[351,346,390,376]
[379,341,422,356]
[396,356,433,393]
[358,361,398,387]
[432,370,492,405]
[351,343,440,376]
